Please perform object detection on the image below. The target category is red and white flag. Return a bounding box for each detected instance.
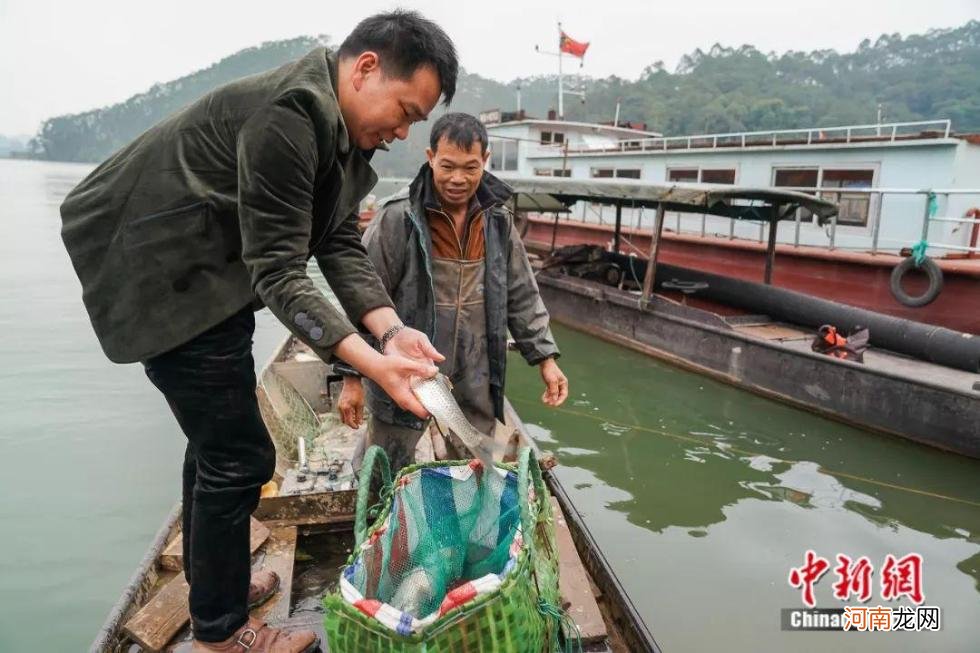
[559,31,589,58]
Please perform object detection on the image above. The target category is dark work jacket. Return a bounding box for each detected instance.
[60,48,392,363]
[337,165,559,429]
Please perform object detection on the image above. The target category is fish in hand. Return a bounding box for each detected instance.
[410,374,499,470]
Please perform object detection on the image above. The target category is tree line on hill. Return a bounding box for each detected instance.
[22,20,980,177]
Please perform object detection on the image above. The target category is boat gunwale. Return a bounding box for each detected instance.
[89,501,182,653]
[89,337,294,652]
[504,402,662,653]
[538,272,980,399]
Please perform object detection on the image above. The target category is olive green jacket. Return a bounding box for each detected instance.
[60,48,392,363]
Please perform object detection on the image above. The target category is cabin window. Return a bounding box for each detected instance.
[592,168,638,179]
[700,169,736,184]
[773,167,875,227]
[489,139,519,171]
[540,132,564,145]
[669,168,737,183]
[489,139,503,170]
[773,168,818,189]
[773,168,819,220]
[503,141,519,171]
[667,168,699,182]
[821,169,874,226]
[537,168,569,177]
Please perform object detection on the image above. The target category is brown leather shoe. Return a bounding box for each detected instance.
[191,618,318,652]
[248,570,281,609]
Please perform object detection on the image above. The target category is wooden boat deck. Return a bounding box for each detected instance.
[778,336,980,394]
[725,318,979,394]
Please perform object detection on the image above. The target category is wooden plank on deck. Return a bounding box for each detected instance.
[550,496,607,645]
[160,518,270,572]
[251,527,298,622]
[733,323,809,341]
[122,572,191,651]
[122,520,271,651]
[253,489,356,529]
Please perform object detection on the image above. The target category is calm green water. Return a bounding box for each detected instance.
[1,159,978,651]
[506,326,980,652]
[0,160,288,652]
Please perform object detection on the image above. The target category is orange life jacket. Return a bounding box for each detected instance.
[821,326,848,358]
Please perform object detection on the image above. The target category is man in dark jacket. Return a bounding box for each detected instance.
[60,11,457,652]
[335,113,568,471]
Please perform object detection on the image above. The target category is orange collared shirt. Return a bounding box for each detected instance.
[426,205,486,260]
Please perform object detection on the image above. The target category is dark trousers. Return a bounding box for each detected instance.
[143,306,276,642]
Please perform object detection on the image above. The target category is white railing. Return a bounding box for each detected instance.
[526,143,567,158]
[678,187,980,255]
[778,187,980,255]
[542,187,980,258]
[550,120,954,155]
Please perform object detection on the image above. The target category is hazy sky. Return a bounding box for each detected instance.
[1,0,977,135]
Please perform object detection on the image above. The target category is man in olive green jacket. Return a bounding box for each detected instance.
[61,11,457,652]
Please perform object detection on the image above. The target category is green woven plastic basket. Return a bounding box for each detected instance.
[324,446,562,652]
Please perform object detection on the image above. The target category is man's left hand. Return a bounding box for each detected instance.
[539,358,568,407]
[337,376,365,429]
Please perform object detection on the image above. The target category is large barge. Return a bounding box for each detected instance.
[505,176,980,458]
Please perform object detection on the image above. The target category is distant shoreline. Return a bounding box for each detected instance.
[0,154,94,165]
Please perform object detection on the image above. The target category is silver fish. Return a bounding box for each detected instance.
[410,374,497,470]
[388,565,436,619]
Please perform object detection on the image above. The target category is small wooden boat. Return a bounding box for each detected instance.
[90,335,659,652]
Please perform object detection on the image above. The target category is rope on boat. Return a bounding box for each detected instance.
[538,598,583,653]
[909,192,938,266]
[510,397,980,509]
[911,239,929,267]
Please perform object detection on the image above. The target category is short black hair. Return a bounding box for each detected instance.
[429,113,488,154]
[339,10,458,105]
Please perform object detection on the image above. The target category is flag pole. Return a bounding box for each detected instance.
[557,21,564,119]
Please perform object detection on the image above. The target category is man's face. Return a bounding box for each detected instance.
[340,52,441,150]
[426,136,489,209]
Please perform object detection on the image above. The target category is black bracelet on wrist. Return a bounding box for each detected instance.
[378,324,405,353]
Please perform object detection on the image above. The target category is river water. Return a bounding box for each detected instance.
[1,159,977,651]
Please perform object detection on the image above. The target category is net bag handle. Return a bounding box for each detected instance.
[518,446,573,650]
[354,445,393,547]
[516,446,548,545]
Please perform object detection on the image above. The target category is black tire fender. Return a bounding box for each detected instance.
[602,263,623,286]
[890,256,944,307]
